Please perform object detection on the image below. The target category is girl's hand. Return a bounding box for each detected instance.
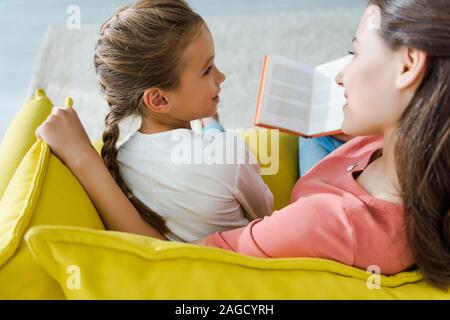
[35,103,166,241]
[35,106,97,168]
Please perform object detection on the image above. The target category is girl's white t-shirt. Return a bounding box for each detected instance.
[116,128,274,242]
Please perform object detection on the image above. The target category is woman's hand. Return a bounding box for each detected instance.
[190,237,207,246]
[35,106,97,168]
[333,133,354,142]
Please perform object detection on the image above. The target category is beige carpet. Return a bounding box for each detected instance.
[27,7,362,142]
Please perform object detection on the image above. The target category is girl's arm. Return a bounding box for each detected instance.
[234,138,274,221]
[35,106,165,240]
[71,147,165,240]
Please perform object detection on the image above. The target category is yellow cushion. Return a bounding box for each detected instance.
[25,225,450,299]
[0,89,53,200]
[0,140,105,299]
[239,129,299,210]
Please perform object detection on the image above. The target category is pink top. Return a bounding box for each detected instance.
[204,135,414,275]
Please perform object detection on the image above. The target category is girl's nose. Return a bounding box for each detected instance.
[217,68,226,85]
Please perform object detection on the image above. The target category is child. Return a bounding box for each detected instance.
[94,0,273,242]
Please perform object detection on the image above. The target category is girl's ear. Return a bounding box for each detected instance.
[395,47,427,90]
[143,88,171,114]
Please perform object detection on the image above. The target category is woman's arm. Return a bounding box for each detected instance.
[190,238,207,245]
[198,194,355,261]
[35,106,165,240]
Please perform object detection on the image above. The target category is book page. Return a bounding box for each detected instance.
[308,55,352,136]
[257,55,314,134]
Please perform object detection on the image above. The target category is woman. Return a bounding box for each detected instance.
[35,0,449,289]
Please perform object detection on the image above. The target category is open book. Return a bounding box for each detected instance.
[254,55,352,137]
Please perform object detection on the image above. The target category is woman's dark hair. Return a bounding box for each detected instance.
[369,0,450,290]
[94,0,205,239]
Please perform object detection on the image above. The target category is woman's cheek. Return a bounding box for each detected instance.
[341,66,372,134]
[350,61,376,109]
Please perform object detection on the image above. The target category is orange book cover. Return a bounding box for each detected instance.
[254,55,351,138]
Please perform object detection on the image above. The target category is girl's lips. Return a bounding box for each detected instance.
[213,95,220,103]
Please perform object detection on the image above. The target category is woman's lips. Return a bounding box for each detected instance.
[213,95,220,103]
[343,91,348,110]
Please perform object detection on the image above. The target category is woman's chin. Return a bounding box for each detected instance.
[340,126,350,136]
[341,123,381,137]
[341,122,360,137]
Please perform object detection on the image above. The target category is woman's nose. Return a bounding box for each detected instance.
[335,71,344,87]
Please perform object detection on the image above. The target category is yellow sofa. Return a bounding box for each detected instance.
[0,89,448,299]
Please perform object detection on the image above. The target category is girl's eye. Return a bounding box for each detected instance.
[204,66,212,76]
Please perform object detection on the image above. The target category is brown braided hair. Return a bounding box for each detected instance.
[369,0,450,290]
[94,0,205,238]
